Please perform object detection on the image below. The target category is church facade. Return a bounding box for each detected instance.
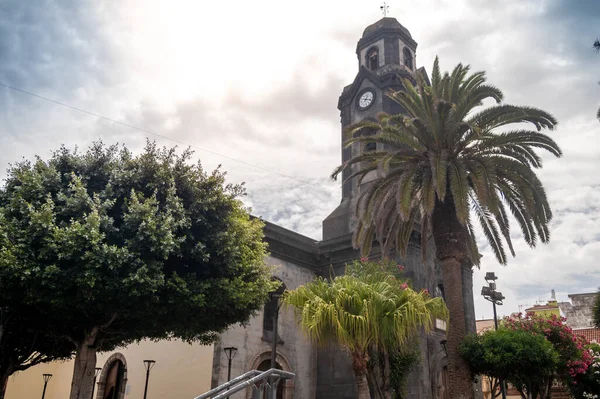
[212,17,479,399]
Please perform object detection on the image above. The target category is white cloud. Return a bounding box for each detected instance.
[1,0,599,320]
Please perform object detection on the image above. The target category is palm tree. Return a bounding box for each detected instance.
[332,57,562,399]
[284,262,447,399]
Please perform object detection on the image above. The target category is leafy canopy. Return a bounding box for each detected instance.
[461,328,559,399]
[332,57,561,264]
[0,141,274,351]
[503,313,591,382]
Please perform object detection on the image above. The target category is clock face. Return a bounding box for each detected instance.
[358,90,374,109]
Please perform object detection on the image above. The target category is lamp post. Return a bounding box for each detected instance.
[269,282,286,370]
[90,367,102,399]
[224,346,238,387]
[440,339,448,356]
[41,374,52,399]
[142,360,156,399]
[481,272,507,399]
[270,292,282,370]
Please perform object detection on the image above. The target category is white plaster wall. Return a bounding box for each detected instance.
[6,340,214,399]
[215,255,317,399]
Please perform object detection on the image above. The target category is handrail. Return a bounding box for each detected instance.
[213,369,295,399]
[193,368,295,399]
[193,370,260,399]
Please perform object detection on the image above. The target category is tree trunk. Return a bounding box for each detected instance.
[432,198,474,399]
[69,339,98,399]
[355,371,371,399]
[440,257,473,399]
[0,370,9,399]
[352,350,371,399]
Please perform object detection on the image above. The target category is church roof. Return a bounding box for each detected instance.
[361,17,412,40]
[356,17,417,54]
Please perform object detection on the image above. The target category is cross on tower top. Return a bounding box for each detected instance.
[380,2,389,17]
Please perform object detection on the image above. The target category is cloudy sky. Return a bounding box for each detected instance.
[1,0,599,320]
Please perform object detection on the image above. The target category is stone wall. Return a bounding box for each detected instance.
[559,292,598,329]
[212,256,317,399]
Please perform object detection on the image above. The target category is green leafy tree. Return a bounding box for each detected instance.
[368,340,421,399]
[461,329,559,399]
[284,259,447,399]
[332,57,561,399]
[504,313,591,388]
[0,142,274,399]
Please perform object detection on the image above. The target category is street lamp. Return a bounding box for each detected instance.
[440,340,448,356]
[142,360,156,399]
[481,272,507,399]
[41,374,52,399]
[224,347,238,385]
[90,367,102,399]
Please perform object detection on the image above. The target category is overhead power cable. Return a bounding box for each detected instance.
[0,82,334,192]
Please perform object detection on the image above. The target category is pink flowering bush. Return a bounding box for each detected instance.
[566,342,600,399]
[503,312,592,396]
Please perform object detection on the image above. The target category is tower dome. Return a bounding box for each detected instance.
[355,17,418,73]
[361,17,412,40]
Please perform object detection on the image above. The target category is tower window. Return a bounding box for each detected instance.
[365,142,376,152]
[367,47,379,71]
[403,48,413,70]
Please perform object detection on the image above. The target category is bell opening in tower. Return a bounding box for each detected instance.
[367,47,379,70]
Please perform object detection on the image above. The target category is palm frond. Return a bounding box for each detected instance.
[332,56,560,266]
[283,268,448,353]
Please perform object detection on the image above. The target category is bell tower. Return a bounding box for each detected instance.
[323,17,424,241]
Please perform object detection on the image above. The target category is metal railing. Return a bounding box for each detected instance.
[194,368,295,399]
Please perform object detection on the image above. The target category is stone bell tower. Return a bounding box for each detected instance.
[318,18,462,399]
[322,17,426,241]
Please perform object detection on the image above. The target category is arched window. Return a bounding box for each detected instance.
[263,278,286,336]
[97,354,128,399]
[367,47,379,71]
[403,47,413,70]
[365,142,376,152]
[435,283,445,300]
[257,360,284,398]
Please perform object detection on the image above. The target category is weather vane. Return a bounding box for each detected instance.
[380,2,389,17]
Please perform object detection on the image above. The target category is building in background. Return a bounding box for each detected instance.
[524,290,561,319]
[559,292,598,329]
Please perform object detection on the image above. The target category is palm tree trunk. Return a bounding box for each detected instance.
[432,198,474,399]
[440,257,473,399]
[352,350,371,399]
[355,371,371,399]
